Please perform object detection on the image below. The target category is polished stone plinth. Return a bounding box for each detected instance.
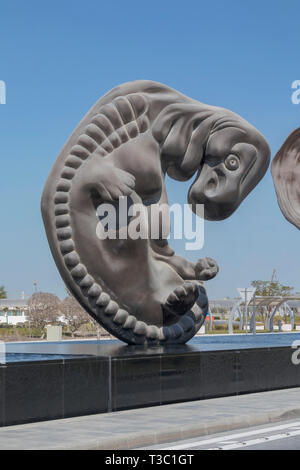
[1,333,300,427]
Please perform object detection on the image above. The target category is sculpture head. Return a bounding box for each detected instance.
[153,103,270,221]
[189,113,271,220]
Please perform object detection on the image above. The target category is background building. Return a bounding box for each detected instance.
[0,299,28,325]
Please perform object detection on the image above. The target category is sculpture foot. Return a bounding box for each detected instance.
[195,257,219,281]
[162,282,199,326]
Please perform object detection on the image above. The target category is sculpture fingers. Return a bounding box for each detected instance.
[82,161,136,201]
[103,176,135,201]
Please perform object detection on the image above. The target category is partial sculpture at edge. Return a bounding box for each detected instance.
[41,80,270,344]
[271,127,300,231]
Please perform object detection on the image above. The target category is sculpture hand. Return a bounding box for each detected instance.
[80,158,136,201]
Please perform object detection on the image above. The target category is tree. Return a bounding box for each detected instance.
[251,280,294,297]
[0,286,7,299]
[27,292,60,335]
[60,296,90,337]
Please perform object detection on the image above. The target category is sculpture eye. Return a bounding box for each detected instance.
[224,154,239,171]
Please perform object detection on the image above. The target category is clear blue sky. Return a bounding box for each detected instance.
[0,0,299,300]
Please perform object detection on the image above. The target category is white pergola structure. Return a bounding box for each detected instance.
[228,296,300,334]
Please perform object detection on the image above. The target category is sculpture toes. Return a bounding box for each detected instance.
[164,281,198,315]
[197,268,218,281]
[173,285,187,298]
[195,257,219,281]
[167,292,180,303]
[184,281,199,294]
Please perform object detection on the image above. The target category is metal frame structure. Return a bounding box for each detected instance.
[228,299,243,334]
[228,296,300,334]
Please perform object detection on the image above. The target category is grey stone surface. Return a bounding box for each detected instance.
[4,336,300,427]
[271,127,300,230]
[42,80,270,344]
[0,388,300,449]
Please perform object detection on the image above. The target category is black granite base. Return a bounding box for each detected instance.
[1,335,300,427]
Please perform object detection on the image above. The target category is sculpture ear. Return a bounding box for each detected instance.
[271,127,300,230]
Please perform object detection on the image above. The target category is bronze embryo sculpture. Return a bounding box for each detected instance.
[42,80,270,344]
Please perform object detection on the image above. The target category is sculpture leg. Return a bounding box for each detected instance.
[149,240,214,325]
[151,240,219,281]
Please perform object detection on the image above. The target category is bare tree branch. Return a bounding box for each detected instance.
[27,292,61,333]
[60,296,90,337]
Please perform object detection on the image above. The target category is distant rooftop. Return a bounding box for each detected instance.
[0,299,28,308]
[209,299,237,309]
